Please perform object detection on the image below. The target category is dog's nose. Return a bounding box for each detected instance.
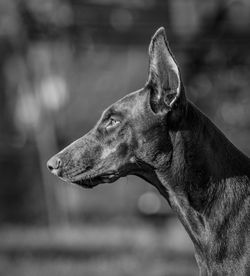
[47,156,62,175]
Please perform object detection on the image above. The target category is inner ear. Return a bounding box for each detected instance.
[147,27,183,113]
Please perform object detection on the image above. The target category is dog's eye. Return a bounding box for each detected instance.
[106,118,120,130]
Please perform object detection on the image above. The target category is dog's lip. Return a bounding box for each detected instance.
[69,171,120,188]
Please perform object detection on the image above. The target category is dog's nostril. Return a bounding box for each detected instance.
[47,156,62,171]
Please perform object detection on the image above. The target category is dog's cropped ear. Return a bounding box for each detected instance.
[147,27,185,113]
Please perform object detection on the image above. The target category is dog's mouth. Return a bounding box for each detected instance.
[69,171,121,189]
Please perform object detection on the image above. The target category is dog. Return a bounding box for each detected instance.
[47,27,250,275]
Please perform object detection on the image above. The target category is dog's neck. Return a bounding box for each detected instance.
[142,101,250,273]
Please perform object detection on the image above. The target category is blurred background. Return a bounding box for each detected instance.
[1,0,250,275]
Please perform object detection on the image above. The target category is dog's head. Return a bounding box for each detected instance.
[47,27,186,188]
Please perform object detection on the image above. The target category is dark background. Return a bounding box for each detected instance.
[1,0,250,275]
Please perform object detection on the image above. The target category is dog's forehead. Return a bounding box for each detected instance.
[112,88,147,114]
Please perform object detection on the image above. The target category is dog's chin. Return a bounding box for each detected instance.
[69,173,120,189]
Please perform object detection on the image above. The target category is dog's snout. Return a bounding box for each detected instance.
[47,156,62,175]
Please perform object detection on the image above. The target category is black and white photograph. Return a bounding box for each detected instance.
[0,0,250,275]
